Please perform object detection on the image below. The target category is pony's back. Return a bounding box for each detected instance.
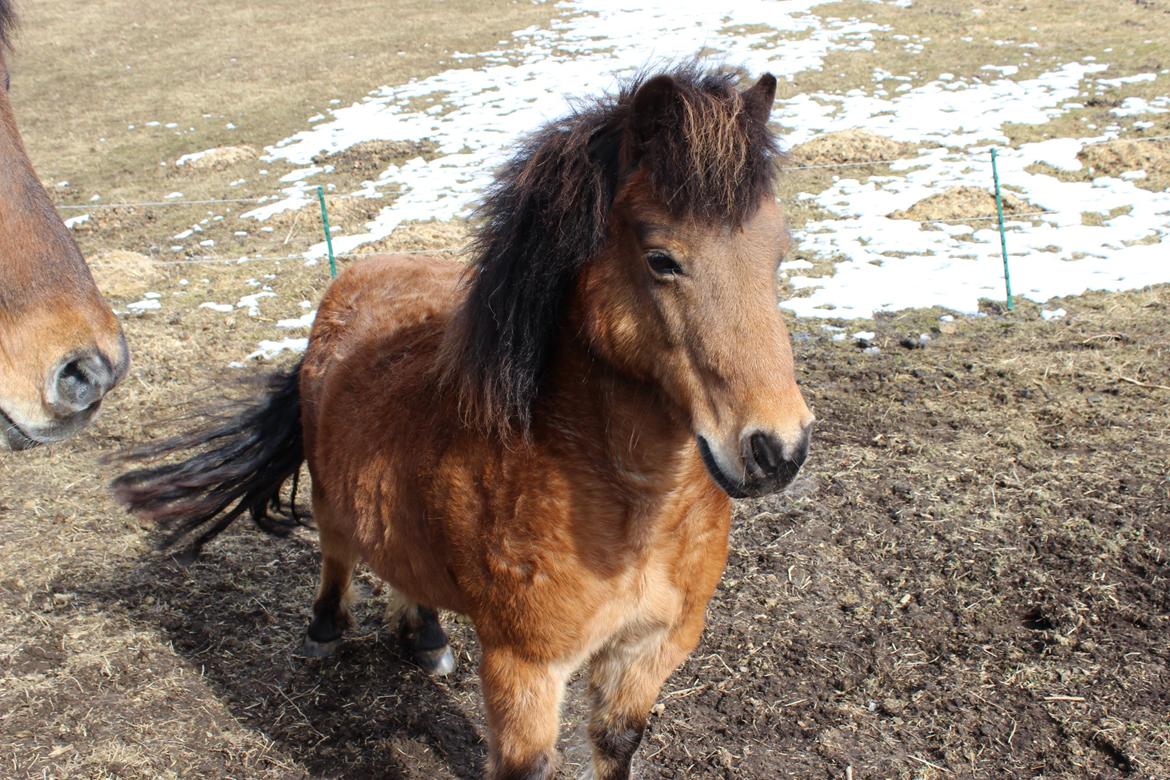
[299,253,465,451]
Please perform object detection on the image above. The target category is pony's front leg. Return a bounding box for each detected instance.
[584,623,700,780]
[480,646,570,780]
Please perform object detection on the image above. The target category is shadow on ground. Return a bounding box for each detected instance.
[60,532,487,779]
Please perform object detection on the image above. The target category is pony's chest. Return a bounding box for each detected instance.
[593,551,686,624]
[561,498,730,647]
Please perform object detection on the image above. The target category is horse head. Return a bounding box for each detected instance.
[577,70,814,497]
[0,16,128,451]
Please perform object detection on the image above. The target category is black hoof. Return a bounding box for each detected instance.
[307,608,347,647]
[299,635,340,658]
[414,644,456,676]
[399,605,453,675]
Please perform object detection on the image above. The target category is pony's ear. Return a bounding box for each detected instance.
[588,120,622,206]
[742,73,777,126]
[627,74,680,163]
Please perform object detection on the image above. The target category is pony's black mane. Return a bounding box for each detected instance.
[0,0,15,50]
[441,64,780,434]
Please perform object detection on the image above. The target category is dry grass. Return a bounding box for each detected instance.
[176,145,259,172]
[313,139,442,175]
[788,129,917,166]
[87,250,164,297]
[1079,138,1170,190]
[1026,134,1170,194]
[888,185,1038,221]
[265,195,393,235]
[353,220,473,256]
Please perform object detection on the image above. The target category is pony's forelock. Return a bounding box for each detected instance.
[632,64,779,224]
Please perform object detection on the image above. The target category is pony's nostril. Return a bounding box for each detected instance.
[48,351,114,415]
[750,431,781,473]
[746,430,808,485]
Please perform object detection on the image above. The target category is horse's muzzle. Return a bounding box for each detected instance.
[698,425,811,499]
[0,341,129,452]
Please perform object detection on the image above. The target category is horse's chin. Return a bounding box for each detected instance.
[0,402,99,452]
[0,407,41,451]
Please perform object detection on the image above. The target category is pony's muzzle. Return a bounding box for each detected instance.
[696,423,812,499]
[0,337,128,450]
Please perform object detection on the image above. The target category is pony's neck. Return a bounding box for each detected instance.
[538,320,698,498]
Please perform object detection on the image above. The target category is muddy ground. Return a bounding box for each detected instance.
[2,279,1168,779]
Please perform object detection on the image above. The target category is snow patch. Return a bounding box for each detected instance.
[237,291,276,316]
[276,311,317,329]
[248,338,309,361]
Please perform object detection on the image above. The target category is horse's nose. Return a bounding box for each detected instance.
[743,425,811,488]
[46,349,117,416]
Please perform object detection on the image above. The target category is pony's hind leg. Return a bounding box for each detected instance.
[301,523,358,657]
[394,597,456,676]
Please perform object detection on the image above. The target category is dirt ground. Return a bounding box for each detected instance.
[3,279,1168,780]
[3,0,1170,778]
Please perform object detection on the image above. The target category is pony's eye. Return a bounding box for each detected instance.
[645,250,683,278]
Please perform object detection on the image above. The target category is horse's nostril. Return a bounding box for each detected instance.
[48,350,115,415]
[750,431,781,473]
[746,429,808,485]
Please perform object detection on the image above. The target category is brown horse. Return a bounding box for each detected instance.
[0,1,127,452]
[115,66,814,779]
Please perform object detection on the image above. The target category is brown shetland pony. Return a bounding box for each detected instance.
[115,66,814,779]
[0,1,128,451]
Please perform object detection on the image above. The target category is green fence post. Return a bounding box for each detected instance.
[990,148,1013,311]
[317,185,337,279]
